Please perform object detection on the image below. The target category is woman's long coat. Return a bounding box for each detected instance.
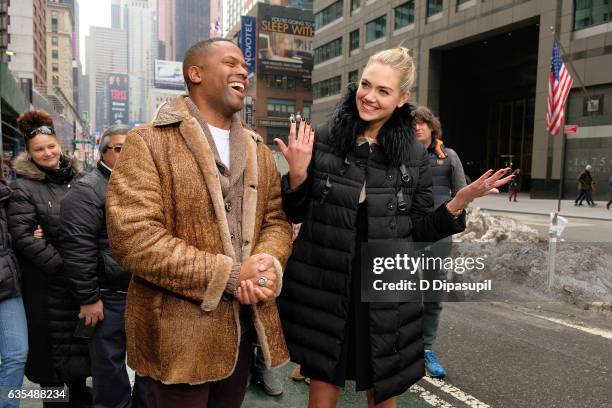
[277,85,466,403]
[8,153,89,384]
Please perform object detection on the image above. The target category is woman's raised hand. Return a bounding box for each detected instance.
[274,114,315,189]
[447,168,514,213]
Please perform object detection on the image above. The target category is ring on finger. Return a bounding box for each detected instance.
[257,276,268,287]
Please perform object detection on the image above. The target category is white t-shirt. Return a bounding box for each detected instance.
[207,124,231,169]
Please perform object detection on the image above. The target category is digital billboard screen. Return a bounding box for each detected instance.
[107,73,129,125]
[154,60,186,90]
[257,5,314,78]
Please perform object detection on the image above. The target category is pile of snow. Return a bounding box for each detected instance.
[447,209,612,308]
[453,207,545,243]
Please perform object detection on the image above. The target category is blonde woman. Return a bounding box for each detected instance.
[276,47,512,407]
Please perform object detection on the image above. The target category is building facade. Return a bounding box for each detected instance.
[0,0,9,63]
[238,2,314,145]
[46,0,74,107]
[85,26,127,133]
[312,0,612,199]
[111,0,158,124]
[156,0,175,59]
[175,0,210,61]
[7,0,47,91]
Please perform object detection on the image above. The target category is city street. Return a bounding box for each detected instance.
[470,194,612,242]
[19,302,611,408]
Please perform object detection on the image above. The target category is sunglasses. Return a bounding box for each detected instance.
[107,145,123,153]
[28,126,55,136]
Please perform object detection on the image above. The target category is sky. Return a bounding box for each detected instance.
[78,0,111,73]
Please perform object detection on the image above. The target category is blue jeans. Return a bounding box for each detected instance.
[0,296,28,408]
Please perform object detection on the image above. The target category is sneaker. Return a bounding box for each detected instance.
[255,368,283,396]
[424,350,447,378]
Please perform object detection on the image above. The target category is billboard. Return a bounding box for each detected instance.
[241,16,257,76]
[154,60,186,90]
[257,5,314,78]
[107,74,129,125]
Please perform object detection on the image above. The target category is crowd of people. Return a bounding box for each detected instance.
[1,38,517,408]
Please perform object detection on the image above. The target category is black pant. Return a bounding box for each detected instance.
[579,190,594,205]
[89,291,142,408]
[139,329,255,408]
[575,190,594,205]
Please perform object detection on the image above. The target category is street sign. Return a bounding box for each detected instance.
[564,124,577,134]
[74,140,90,144]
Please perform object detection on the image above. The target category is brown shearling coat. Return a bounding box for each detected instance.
[106,96,292,385]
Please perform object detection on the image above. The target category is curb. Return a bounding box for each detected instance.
[477,207,612,222]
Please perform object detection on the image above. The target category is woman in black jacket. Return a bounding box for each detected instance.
[0,156,28,408]
[8,109,91,407]
[275,47,512,407]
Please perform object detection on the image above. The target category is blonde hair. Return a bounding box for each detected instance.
[365,46,415,95]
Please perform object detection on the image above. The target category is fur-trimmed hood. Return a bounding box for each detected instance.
[12,152,82,182]
[328,83,417,167]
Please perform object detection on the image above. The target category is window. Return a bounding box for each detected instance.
[395,1,415,29]
[52,63,59,72]
[457,0,472,6]
[51,12,58,33]
[52,49,58,59]
[267,98,296,117]
[427,0,443,17]
[351,0,360,14]
[349,29,359,52]
[302,101,312,119]
[574,0,612,30]
[314,37,342,64]
[366,15,387,43]
[264,75,296,90]
[52,36,58,45]
[267,127,290,146]
[348,70,359,85]
[313,76,341,99]
[52,75,59,85]
[315,0,342,29]
[302,78,312,91]
[288,0,313,10]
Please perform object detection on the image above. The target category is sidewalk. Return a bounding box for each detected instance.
[471,193,612,221]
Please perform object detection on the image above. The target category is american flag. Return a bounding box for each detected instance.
[210,18,221,38]
[546,41,573,137]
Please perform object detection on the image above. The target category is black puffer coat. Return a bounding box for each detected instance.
[59,161,131,306]
[0,183,20,301]
[277,85,466,403]
[8,153,90,384]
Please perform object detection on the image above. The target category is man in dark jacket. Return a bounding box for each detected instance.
[575,165,595,207]
[59,124,139,408]
[413,106,467,378]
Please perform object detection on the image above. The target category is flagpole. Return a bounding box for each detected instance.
[557,127,567,213]
[549,28,587,214]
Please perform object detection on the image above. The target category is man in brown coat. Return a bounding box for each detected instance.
[106,38,293,407]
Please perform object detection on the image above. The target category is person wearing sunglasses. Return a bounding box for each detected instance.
[8,109,92,407]
[58,124,145,407]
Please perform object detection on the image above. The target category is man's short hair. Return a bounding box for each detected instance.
[412,106,443,140]
[100,124,132,154]
[182,38,236,90]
